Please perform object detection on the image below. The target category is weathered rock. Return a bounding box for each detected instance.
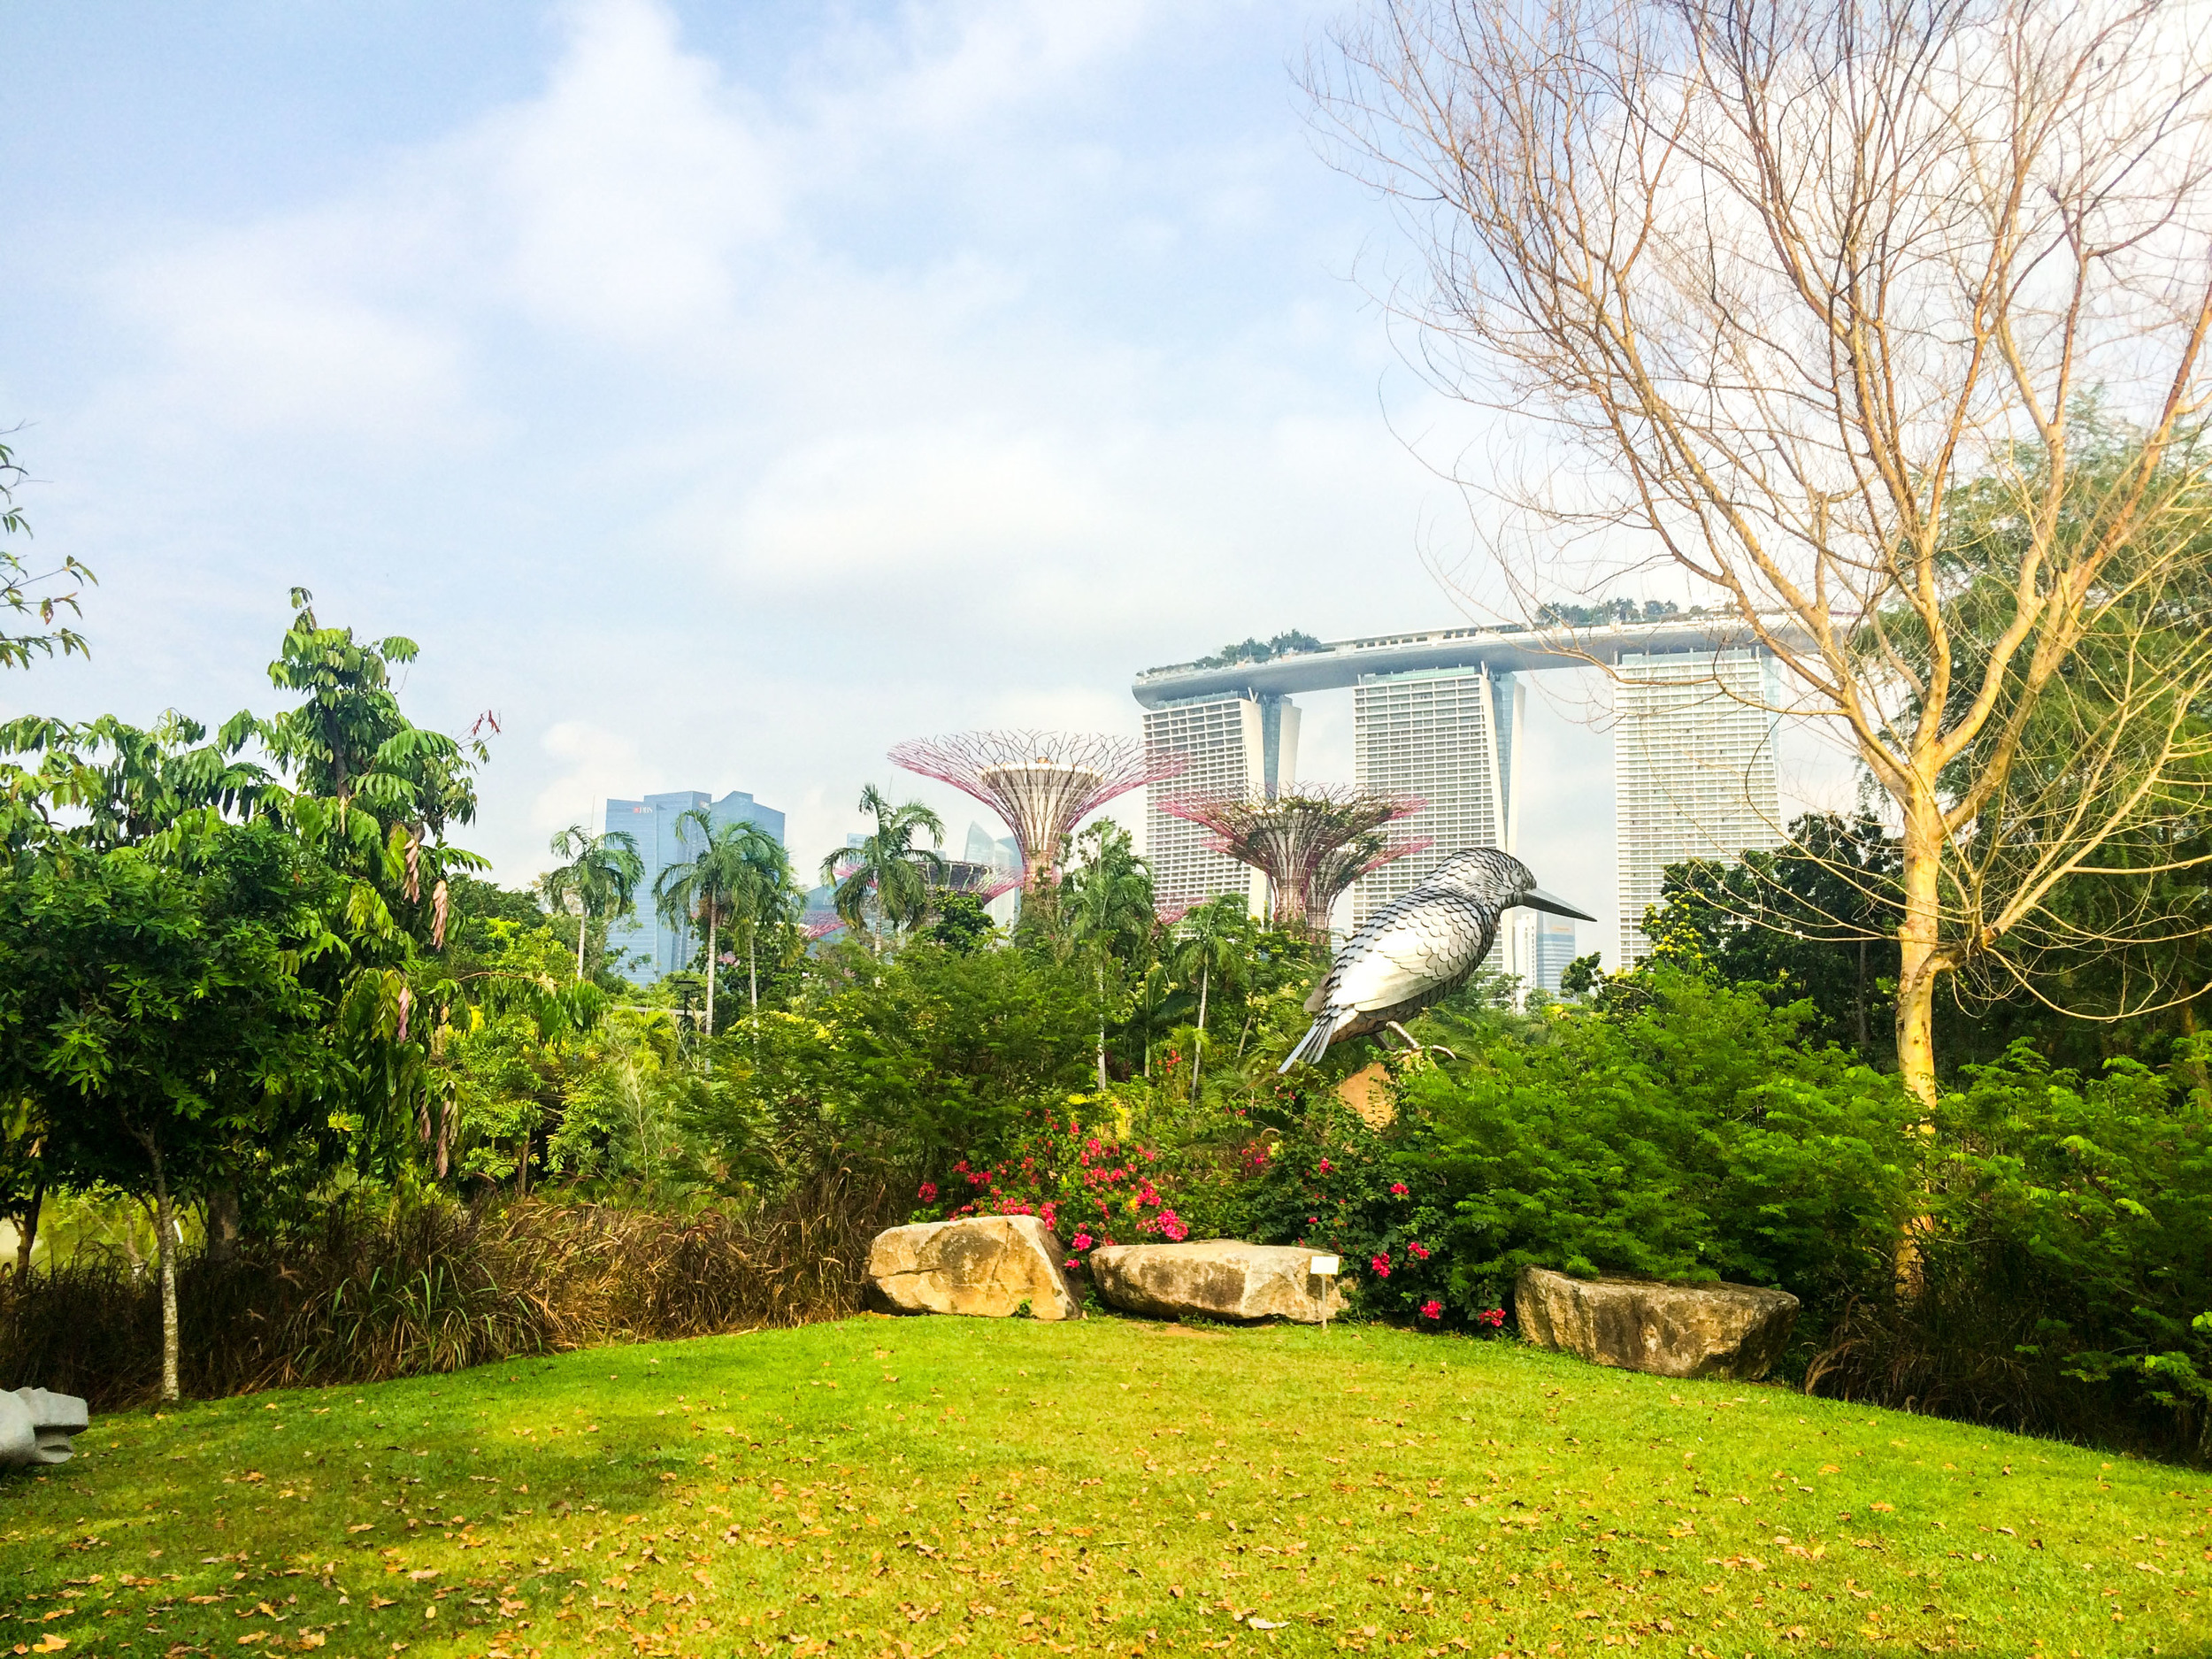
[1514,1265,1798,1381]
[865,1216,1083,1321]
[0,1387,89,1468]
[1088,1240,1348,1325]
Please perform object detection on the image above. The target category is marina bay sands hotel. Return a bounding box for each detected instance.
[1132,618,1783,964]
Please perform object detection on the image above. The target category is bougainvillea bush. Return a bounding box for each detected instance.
[911,1096,1193,1268]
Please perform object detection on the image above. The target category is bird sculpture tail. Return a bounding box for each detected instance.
[1279,1009,1342,1073]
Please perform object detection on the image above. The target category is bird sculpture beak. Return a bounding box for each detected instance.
[1518,887,1597,922]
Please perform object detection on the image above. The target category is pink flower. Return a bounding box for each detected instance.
[1480,1307,1506,1328]
[1419,1299,1443,1321]
[1407,1240,1430,1260]
[1390,1182,1409,1196]
[1317,1158,1333,1174]
[1370,1254,1391,1279]
[918,1181,939,1202]
[1071,1233,1093,1251]
[1156,1210,1189,1242]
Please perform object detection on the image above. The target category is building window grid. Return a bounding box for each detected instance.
[1614,649,1781,963]
[1352,672,1500,931]
[1144,698,1261,912]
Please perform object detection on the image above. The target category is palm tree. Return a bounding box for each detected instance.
[655,810,785,1039]
[1173,894,1248,1092]
[544,825,645,982]
[820,785,947,949]
[1064,821,1156,1088]
[726,830,801,1045]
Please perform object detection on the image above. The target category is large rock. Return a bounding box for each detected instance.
[1514,1265,1798,1381]
[1088,1240,1348,1325]
[865,1215,1083,1321]
[0,1387,89,1468]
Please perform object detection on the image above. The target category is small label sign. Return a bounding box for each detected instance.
[1310,1255,1341,1277]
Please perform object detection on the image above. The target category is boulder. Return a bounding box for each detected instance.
[0,1387,89,1468]
[1514,1265,1798,1381]
[865,1216,1083,1321]
[1088,1240,1348,1325]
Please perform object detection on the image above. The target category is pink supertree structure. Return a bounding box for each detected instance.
[1158,787,1425,935]
[888,731,1187,890]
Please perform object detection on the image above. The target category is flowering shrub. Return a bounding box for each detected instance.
[1419,1299,1443,1321]
[917,1181,938,1203]
[920,1100,1190,1255]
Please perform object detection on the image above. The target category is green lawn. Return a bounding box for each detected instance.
[4,1315,2208,1658]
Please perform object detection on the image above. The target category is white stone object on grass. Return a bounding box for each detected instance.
[1087,1240,1348,1325]
[1514,1264,1799,1381]
[0,1387,89,1468]
[865,1215,1084,1321]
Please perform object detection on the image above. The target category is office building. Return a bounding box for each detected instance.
[602,789,785,981]
[1615,649,1782,962]
[1352,670,1523,966]
[1532,913,1579,994]
[1141,692,1301,915]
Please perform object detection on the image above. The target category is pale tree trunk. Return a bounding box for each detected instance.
[149,1140,180,1404]
[576,907,589,982]
[1193,963,1210,1092]
[1895,795,1947,1115]
[748,928,759,1054]
[204,1185,241,1265]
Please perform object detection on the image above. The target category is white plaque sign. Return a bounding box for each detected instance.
[1309,1254,1340,1276]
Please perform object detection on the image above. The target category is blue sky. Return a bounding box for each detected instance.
[1,0,1627,950]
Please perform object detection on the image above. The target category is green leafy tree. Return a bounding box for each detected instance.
[542,825,645,983]
[820,785,946,948]
[0,827,349,1399]
[0,435,93,674]
[657,810,790,1039]
[1064,821,1156,1087]
[926,891,995,954]
[1173,895,1251,1090]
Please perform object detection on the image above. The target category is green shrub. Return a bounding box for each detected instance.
[1812,1039,2212,1460]
[1217,971,1916,1340]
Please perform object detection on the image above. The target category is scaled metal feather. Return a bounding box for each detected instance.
[1279,849,1593,1071]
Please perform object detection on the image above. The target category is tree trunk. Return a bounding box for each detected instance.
[704,910,718,1039]
[1895,802,1946,1114]
[1854,939,1870,1056]
[1096,955,1109,1090]
[150,1141,180,1404]
[1193,963,1210,1092]
[576,905,589,981]
[748,929,759,1055]
[204,1184,242,1265]
[14,1178,44,1278]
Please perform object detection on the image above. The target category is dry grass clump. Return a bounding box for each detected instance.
[0,1170,899,1410]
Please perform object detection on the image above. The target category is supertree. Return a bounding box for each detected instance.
[1311,832,1433,925]
[1158,787,1425,935]
[887,731,1187,890]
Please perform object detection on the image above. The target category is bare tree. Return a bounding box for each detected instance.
[1312,0,2212,1102]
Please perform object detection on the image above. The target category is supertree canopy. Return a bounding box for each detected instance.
[887,731,1187,887]
[1159,787,1425,934]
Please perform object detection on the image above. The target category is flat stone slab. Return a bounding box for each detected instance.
[0,1387,89,1468]
[1515,1264,1798,1381]
[865,1215,1083,1321]
[1088,1240,1348,1325]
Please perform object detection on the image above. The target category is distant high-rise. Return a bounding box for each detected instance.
[1614,649,1781,962]
[1141,692,1301,915]
[1532,913,1579,994]
[1352,670,1523,962]
[603,789,785,981]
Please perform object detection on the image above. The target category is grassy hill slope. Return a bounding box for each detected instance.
[4,1316,2209,1656]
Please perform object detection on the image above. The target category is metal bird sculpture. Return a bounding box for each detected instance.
[1280,848,1595,1070]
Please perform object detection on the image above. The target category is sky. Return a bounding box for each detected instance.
[2,0,1672,959]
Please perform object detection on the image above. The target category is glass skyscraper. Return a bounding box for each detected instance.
[601,789,785,982]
